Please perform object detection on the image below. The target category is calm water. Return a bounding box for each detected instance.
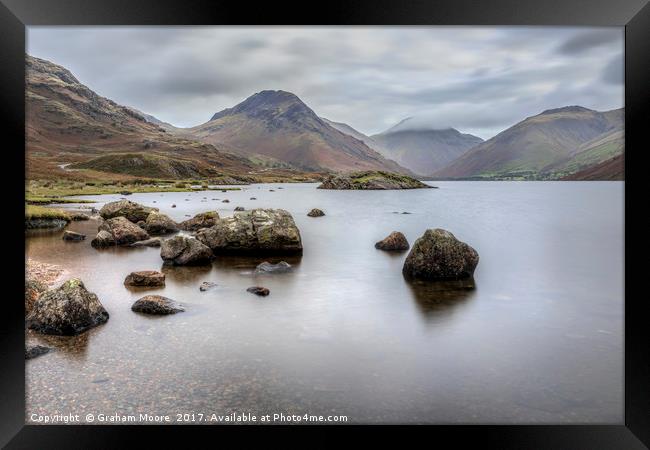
[25,181,624,424]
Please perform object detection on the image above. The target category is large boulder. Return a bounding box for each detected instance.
[160,235,213,265]
[402,229,479,281]
[124,270,165,287]
[178,211,219,232]
[25,278,48,317]
[131,295,184,315]
[143,211,178,235]
[375,231,409,251]
[99,200,157,223]
[93,216,149,247]
[26,278,109,335]
[196,209,302,255]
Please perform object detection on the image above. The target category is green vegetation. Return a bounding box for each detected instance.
[26,196,96,205]
[25,205,71,222]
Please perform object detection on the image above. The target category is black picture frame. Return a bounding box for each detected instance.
[1,0,647,447]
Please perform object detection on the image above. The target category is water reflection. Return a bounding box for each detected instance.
[405,277,477,321]
[26,328,92,360]
[211,254,303,272]
[160,264,213,283]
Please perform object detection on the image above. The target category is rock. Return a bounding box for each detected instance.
[375,231,410,251]
[25,278,48,317]
[179,211,219,232]
[254,261,292,274]
[247,286,270,296]
[307,208,325,217]
[137,220,146,228]
[62,230,86,241]
[250,197,257,200]
[143,211,178,235]
[25,345,51,359]
[196,208,302,255]
[199,281,217,291]
[99,200,157,223]
[234,206,245,211]
[124,270,165,287]
[131,295,184,315]
[25,218,68,229]
[222,199,230,203]
[70,212,90,221]
[171,204,177,208]
[402,229,479,280]
[93,216,149,247]
[318,171,431,190]
[119,191,132,196]
[90,229,116,248]
[160,235,213,265]
[401,212,412,215]
[129,237,162,247]
[26,278,109,335]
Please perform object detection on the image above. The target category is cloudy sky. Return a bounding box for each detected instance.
[27,26,623,139]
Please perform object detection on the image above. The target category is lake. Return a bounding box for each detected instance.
[25,181,624,424]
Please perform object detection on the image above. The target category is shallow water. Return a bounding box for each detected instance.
[25,181,624,424]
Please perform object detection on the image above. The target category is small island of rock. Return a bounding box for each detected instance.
[317,171,431,190]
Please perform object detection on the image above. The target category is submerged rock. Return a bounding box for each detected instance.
[25,345,52,360]
[196,208,302,255]
[307,208,325,217]
[160,235,213,265]
[178,211,219,232]
[129,237,162,247]
[124,270,165,287]
[143,211,178,235]
[247,286,270,296]
[199,281,217,291]
[131,295,184,315]
[62,230,86,241]
[402,229,479,281]
[93,216,149,247]
[375,231,410,251]
[254,261,293,274]
[318,171,431,190]
[26,278,109,335]
[99,199,157,223]
[25,218,68,229]
[25,278,48,317]
[222,199,230,203]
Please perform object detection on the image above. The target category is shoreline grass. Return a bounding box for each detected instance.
[25,205,71,222]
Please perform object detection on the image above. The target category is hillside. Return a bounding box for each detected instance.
[562,153,624,180]
[184,90,409,174]
[25,56,308,182]
[433,106,623,179]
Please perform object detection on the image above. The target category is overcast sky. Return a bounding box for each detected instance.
[27,26,623,139]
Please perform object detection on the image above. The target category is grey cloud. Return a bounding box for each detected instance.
[557,29,621,54]
[27,26,624,137]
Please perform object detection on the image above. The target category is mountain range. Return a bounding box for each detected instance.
[26,55,624,182]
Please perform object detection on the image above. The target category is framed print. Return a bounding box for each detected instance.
[1,0,648,447]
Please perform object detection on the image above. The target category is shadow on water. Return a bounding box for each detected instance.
[405,277,477,322]
[160,264,213,283]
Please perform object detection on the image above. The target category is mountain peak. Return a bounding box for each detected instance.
[539,105,593,115]
[210,89,309,121]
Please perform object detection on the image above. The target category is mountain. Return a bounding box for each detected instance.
[433,106,624,179]
[185,90,409,174]
[25,55,273,181]
[368,119,484,176]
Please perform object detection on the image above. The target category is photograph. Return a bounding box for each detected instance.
[21,25,627,426]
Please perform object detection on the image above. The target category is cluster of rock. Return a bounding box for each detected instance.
[318,171,432,190]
